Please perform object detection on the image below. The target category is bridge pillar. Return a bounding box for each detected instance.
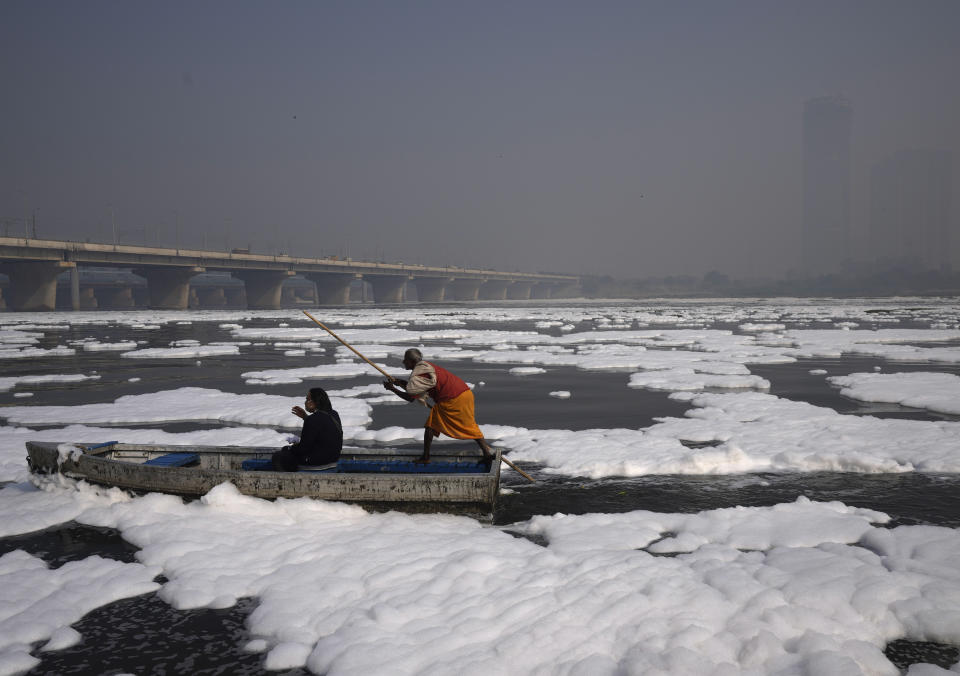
[0,261,75,311]
[306,273,359,306]
[479,279,511,300]
[70,266,81,310]
[367,275,409,304]
[79,287,98,309]
[282,285,313,307]
[196,287,228,308]
[507,281,533,300]
[225,286,245,307]
[136,266,204,309]
[235,270,295,310]
[531,283,553,299]
[99,287,136,309]
[450,278,482,301]
[414,277,452,303]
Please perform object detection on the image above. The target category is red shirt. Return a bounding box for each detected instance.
[406,361,470,402]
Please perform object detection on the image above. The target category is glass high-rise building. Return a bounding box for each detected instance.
[802,96,852,275]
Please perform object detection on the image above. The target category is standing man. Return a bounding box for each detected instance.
[383,348,495,464]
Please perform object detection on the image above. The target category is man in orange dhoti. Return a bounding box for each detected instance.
[383,348,495,464]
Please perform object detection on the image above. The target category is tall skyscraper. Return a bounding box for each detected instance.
[869,149,953,270]
[802,96,852,275]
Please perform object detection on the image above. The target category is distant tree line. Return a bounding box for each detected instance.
[582,261,960,298]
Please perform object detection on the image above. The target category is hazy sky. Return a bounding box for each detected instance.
[2,1,958,278]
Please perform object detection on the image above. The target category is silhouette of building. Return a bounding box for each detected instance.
[869,149,953,270]
[802,96,852,275]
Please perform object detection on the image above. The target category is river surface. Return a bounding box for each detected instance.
[2,301,959,674]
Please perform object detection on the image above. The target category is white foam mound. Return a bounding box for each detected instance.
[509,367,547,376]
[0,346,75,360]
[3,486,945,676]
[82,341,138,351]
[0,374,100,393]
[241,362,386,385]
[628,368,770,391]
[829,371,960,416]
[0,387,372,430]
[497,391,960,477]
[0,549,159,672]
[121,345,241,359]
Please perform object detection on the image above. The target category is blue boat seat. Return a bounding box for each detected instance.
[239,458,487,474]
[85,441,119,451]
[337,459,487,474]
[144,452,199,467]
[239,459,338,472]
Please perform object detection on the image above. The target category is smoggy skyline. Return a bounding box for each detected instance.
[2,1,958,279]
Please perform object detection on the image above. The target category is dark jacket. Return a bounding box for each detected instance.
[289,409,343,465]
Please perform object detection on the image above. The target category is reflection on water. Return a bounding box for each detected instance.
[494,469,960,528]
[0,523,139,567]
[27,595,309,676]
[885,639,960,672]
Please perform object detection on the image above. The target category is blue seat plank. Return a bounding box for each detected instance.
[241,458,274,471]
[85,441,119,451]
[144,452,199,467]
[240,458,488,474]
[337,459,487,474]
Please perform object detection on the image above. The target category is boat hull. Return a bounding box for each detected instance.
[26,441,501,511]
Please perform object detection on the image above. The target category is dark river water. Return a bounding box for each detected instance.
[2,312,959,674]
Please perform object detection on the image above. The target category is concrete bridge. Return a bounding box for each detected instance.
[0,237,579,311]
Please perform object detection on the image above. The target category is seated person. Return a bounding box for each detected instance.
[271,387,343,471]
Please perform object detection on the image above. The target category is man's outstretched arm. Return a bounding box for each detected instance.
[383,379,416,402]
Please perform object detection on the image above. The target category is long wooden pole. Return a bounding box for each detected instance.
[302,310,534,482]
[498,453,535,482]
[302,310,396,382]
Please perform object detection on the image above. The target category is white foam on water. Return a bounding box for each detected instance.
[241,363,385,385]
[767,328,960,361]
[0,483,953,675]
[509,367,547,375]
[496,391,960,477]
[0,346,75,360]
[121,345,241,359]
[0,546,160,674]
[829,372,960,416]
[0,374,100,393]
[0,388,371,429]
[81,341,139,352]
[2,301,960,673]
[628,368,770,391]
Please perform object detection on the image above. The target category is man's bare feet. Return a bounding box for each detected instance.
[414,455,430,464]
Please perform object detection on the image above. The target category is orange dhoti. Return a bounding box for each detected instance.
[425,389,484,439]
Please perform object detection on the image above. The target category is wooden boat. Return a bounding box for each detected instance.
[25,441,501,512]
